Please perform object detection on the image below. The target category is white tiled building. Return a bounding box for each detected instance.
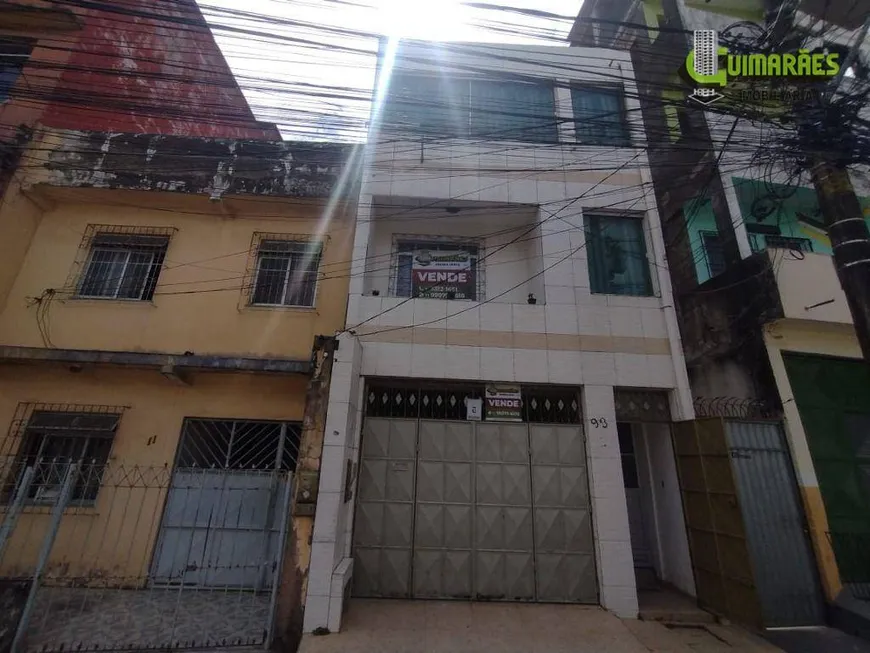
[303,39,696,633]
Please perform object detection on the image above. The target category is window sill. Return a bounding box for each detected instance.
[67,296,156,307]
[244,303,317,312]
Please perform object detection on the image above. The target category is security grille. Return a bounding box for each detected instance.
[364,382,582,424]
[78,233,170,300]
[614,390,672,423]
[251,238,321,307]
[176,419,300,471]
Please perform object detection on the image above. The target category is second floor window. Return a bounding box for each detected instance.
[78,233,170,301]
[572,86,630,146]
[251,239,322,307]
[585,214,653,297]
[393,240,480,301]
[384,74,558,143]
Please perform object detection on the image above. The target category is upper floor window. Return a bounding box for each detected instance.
[251,238,322,307]
[393,239,481,301]
[384,74,558,143]
[585,214,653,296]
[0,38,33,102]
[78,233,170,301]
[571,86,630,146]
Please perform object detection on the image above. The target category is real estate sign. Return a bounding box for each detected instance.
[485,384,522,422]
[411,250,475,300]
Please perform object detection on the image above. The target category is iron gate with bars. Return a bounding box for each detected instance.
[354,382,597,603]
[0,406,299,653]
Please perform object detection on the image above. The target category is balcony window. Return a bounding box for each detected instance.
[383,74,558,143]
[393,239,481,301]
[571,86,630,146]
[586,214,653,296]
[749,232,814,253]
[78,233,170,301]
[251,239,322,307]
[0,38,32,102]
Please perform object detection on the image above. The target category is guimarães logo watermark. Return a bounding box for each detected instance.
[684,29,840,105]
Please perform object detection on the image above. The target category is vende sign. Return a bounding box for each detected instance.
[485,385,522,422]
[413,270,469,284]
[411,249,475,300]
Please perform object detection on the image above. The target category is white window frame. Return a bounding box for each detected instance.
[77,235,168,301]
[250,238,322,308]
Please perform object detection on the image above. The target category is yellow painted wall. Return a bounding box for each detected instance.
[0,364,307,584]
[0,174,45,315]
[0,186,355,361]
[763,318,862,600]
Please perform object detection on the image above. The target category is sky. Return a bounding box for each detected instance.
[197,0,582,140]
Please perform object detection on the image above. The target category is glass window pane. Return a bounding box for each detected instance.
[572,87,628,146]
[253,256,289,305]
[79,248,127,297]
[285,249,321,307]
[117,250,154,299]
[384,74,468,137]
[470,81,556,143]
[586,215,652,296]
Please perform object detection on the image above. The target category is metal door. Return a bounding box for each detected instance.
[150,419,298,589]
[726,421,825,627]
[353,417,596,603]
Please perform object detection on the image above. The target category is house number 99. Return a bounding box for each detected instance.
[589,418,608,429]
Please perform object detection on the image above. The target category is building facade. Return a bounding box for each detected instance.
[0,129,359,652]
[302,39,698,635]
[571,0,870,633]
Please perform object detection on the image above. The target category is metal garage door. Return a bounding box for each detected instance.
[352,417,597,603]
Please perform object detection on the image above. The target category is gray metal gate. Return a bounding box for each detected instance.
[353,418,597,603]
[726,421,825,627]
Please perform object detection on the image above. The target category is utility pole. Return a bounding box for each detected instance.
[808,15,870,362]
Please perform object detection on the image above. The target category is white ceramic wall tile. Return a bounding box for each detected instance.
[579,352,616,386]
[411,344,448,377]
[323,401,352,447]
[646,355,677,387]
[329,362,353,407]
[413,298,449,327]
[544,305,579,334]
[312,491,342,543]
[536,180,568,203]
[600,585,639,619]
[640,307,668,339]
[305,542,335,598]
[378,299,415,327]
[480,347,515,381]
[614,353,650,386]
[608,306,645,338]
[513,349,548,383]
[508,179,538,204]
[302,594,331,633]
[591,491,632,541]
[598,540,637,587]
[577,306,611,335]
[546,350,583,385]
[356,296,383,326]
[318,444,348,494]
[511,304,546,332]
[545,285,576,305]
[478,177,510,203]
[446,305,481,330]
[449,174,482,202]
[374,343,413,377]
[445,345,482,380]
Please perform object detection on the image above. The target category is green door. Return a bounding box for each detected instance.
[783,353,870,595]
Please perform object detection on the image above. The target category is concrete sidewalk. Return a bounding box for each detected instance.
[299,599,785,653]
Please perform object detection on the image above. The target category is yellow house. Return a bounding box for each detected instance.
[0,128,359,652]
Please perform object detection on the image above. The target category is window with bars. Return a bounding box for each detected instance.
[77,233,170,301]
[393,239,481,301]
[383,73,559,143]
[700,230,727,278]
[585,214,653,296]
[251,239,322,307]
[176,419,300,471]
[6,411,121,505]
[571,86,630,147]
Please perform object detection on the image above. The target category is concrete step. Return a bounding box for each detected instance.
[638,590,719,626]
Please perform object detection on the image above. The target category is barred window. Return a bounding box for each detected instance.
[77,233,169,300]
[7,411,120,505]
[251,239,322,307]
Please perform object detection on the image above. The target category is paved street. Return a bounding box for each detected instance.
[299,599,785,653]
